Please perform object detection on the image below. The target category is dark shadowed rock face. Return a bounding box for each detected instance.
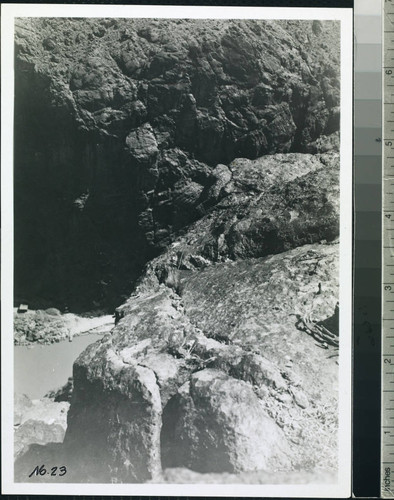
[14,18,339,310]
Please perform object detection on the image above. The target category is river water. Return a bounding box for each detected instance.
[14,333,104,399]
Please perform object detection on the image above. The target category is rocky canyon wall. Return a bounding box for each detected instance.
[14,17,339,311]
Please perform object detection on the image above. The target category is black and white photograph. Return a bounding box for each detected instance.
[1,4,352,497]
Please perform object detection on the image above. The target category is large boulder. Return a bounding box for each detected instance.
[125,123,159,169]
[161,369,291,473]
[14,396,69,460]
[181,243,339,348]
[63,353,163,483]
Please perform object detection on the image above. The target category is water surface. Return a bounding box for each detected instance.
[14,333,104,399]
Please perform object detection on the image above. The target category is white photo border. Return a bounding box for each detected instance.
[1,4,353,497]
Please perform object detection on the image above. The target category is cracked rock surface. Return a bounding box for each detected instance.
[15,240,339,482]
[14,18,340,311]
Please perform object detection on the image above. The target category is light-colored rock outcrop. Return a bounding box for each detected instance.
[161,369,291,473]
[14,239,338,483]
[14,395,69,460]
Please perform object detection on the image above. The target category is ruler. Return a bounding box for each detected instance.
[383,1,394,497]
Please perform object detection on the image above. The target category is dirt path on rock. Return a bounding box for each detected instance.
[62,314,114,337]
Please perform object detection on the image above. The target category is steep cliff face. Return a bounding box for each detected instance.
[14,18,340,311]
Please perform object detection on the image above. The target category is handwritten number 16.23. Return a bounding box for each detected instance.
[28,465,67,477]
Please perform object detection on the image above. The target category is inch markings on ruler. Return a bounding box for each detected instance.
[383,1,394,498]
